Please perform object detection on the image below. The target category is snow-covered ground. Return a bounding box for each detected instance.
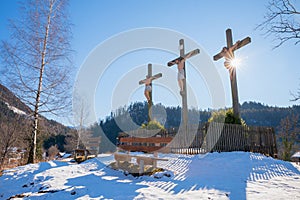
[0,152,299,200]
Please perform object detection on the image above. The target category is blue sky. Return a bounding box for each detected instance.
[1,0,300,125]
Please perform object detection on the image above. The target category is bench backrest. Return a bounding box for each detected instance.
[114,153,131,162]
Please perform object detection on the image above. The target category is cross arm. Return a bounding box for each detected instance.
[213,50,226,61]
[139,73,162,85]
[167,49,200,67]
[234,37,251,51]
[213,37,251,61]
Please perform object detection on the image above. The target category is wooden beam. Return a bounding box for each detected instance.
[167,49,200,67]
[235,37,251,51]
[138,73,162,85]
[120,137,173,143]
[213,37,251,61]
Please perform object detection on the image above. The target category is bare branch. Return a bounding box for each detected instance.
[257,0,300,48]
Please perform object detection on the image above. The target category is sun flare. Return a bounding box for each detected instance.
[230,57,241,68]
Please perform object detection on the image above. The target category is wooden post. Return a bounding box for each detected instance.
[139,159,144,175]
[148,64,153,122]
[167,39,200,139]
[139,64,162,122]
[180,39,188,143]
[213,29,251,119]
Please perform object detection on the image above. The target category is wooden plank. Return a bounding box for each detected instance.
[213,51,224,61]
[226,29,233,48]
[120,137,172,143]
[118,145,170,153]
[136,156,168,165]
[167,49,200,67]
[114,153,131,162]
[138,73,162,85]
[236,37,251,51]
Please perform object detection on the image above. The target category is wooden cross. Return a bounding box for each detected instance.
[167,39,200,135]
[213,28,251,119]
[139,63,162,122]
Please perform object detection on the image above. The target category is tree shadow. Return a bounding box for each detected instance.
[0,160,69,199]
[64,159,145,199]
[153,152,300,200]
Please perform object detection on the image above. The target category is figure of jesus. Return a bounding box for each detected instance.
[144,76,152,103]
[222,40,240,80]
[175,51,193,95]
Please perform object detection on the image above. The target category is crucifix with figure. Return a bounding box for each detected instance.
[139,63,162,122]
[167,39,200,135]
[213,28,251,119]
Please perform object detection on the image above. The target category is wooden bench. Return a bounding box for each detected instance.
[135,155,168,168]
[114,152,168,174]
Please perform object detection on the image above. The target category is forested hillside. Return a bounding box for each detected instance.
[241,101,300,127]
[0,84,77,167]
[91,101,300,153]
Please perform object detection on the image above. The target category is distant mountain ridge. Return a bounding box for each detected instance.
[240,101,300,127]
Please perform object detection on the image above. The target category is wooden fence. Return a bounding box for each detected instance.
[118,122,278,158]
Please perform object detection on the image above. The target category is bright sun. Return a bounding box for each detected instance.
[230,57,241,68]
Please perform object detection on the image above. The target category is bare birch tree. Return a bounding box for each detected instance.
[257,0,300,48]
[72,92,90,149]
[1,0,73,163]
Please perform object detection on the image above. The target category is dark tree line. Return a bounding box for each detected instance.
[87,101,300,154]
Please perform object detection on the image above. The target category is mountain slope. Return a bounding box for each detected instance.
[0,84,31,115]
[0,83,75,166]
[0,83,70,135]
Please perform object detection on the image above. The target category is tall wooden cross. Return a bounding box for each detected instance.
[213,28,251,119]
[167,39,200,135]
[139,63,162,122]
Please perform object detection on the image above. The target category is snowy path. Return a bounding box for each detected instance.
[0,152,299,200]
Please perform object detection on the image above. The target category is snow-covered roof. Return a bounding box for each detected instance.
[291,151,300,158]
[58,152,72,158]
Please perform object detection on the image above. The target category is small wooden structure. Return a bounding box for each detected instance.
[114,152,168,174]
[291,151,300,164]
[74,149,96,163]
